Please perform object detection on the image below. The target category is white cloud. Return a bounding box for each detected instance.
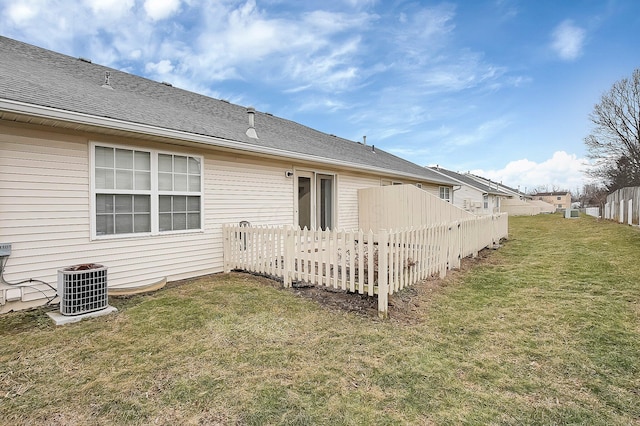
[145,59,175,75]
[84,0,134,16]
[472,151,590,193]
[551,20,586,61]
[6,2,38,23]
[144,0,182,21]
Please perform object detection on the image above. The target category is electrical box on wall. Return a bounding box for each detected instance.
[0,243,11,257]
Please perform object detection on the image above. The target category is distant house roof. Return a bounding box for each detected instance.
[0,36,456,186]
[428,167,510,196]
[465,173,530,199]
[533,192,570,196]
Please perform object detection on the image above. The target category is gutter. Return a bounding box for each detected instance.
[0,99,456,186]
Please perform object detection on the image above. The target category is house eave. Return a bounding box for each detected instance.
[0,98,454,186]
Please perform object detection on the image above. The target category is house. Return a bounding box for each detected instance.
[532,191,572,210]
[461,174,555,215]
[0,36,459,312]
[428,166,509,214]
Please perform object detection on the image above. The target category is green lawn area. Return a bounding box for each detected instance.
[1,214,639,425]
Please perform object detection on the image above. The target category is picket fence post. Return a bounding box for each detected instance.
[377,230,389,319]
[283,226,294,288]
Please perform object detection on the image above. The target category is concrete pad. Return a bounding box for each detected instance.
[47,305,118,325]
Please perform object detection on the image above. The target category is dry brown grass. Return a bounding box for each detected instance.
[1,214,639,425]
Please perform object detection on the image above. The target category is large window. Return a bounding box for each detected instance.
[92,144,202,237]
[158,154,202,232]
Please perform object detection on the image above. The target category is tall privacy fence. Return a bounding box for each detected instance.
[223,214,508,317]
[604,186,640,225]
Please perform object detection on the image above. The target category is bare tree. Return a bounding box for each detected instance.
[585,68,640,191]
[578,183,608,208]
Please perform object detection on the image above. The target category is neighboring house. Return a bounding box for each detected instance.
[465,174,531,201]
[532,192,572,210]
[0,36,458,312]
[463,174,559,216]
[428,166,509,215]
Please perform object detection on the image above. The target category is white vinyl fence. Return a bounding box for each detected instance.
[223,214,508,317]
[605,186,640,225]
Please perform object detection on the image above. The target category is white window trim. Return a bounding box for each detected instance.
[90,142,204,240]
[439,186,451,203]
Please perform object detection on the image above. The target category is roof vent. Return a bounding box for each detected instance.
[246,106,258,139]
[78,57,92,63]
[161,81,173,87]
[101,71,113,90]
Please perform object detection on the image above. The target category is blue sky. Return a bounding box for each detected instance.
[2,0,639,193]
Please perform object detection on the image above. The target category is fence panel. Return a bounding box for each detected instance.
[223,213,508,317]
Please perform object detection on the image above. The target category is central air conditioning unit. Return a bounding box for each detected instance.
[58,263,108,316]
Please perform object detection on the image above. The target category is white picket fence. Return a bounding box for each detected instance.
[223,213,508,317]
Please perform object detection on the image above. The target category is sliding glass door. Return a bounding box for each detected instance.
[296,171,335,230]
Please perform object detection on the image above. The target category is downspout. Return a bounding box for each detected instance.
[452,185,462,203]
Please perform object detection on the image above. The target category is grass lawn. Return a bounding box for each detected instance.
[1,214,639,425]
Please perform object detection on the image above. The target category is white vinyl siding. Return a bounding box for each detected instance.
[338,173,380,230]
[0,122,461,312]
[0,127,292,311]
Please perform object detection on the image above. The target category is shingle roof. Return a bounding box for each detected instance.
[533,192,570,196]
[0,36,456,186]
[428,167,510,195]
[465,173,528,198]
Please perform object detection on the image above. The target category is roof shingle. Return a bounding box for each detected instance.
[0,36,456,186]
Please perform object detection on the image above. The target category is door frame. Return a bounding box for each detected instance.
[294,169,337,230]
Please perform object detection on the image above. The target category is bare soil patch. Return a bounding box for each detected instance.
[286,248,498,323]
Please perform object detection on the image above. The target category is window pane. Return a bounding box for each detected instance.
[188,157,201,174]
[96,214,112,235]
[95,146,113,168]
[158,172,172,191]
[115,214,133,234]
[159,213,172,231]
[115,149,133,169]
[173,213,187,230]
[187,196,200,211]
[115,195,133,213]
[173,196,186,212]
[96,195,113,214]
[174,174,187,191]
[158,154,172,172]
[159,195,172,213]
[134,214,151,232]
[134,195,150,213]
[187,212,200,229]
[188,175,200,192]
[95,168,114,190]
[318,176,333,230]
[134,151,150,171]
[298,176,312,230]
[135,171,151,190]
[116,169,133,190]
[174,156,188,173]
